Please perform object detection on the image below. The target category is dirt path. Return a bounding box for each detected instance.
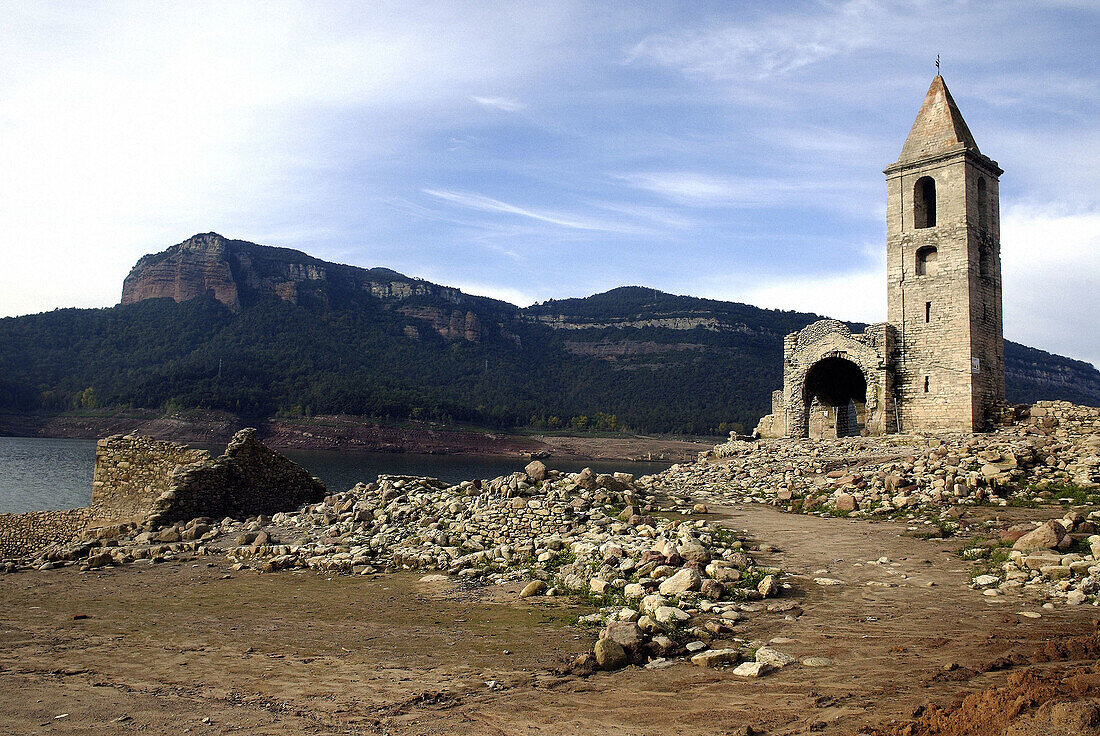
[1,505,1097,735]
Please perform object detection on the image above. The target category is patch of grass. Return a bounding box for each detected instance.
[707,526,742,549]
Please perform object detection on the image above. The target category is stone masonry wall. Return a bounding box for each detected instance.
[144,428,327,527]
[91,435,211,525]
[1028,401,1100,434]
[0,429,326,559]
[0,507,94,559]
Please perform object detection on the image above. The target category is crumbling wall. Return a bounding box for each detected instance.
[91,435,210,525]
[144,428,326,527]
[1028,401,1100,434]
[0,428,325,560]
[0,507,94,559]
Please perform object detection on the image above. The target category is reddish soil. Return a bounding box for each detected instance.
[1,505,1098,735]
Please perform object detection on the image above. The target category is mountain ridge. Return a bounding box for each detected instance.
[2,233,1096,434]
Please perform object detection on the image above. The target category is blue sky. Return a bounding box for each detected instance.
[1,1,1097,366]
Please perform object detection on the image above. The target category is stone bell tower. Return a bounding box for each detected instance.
[884,75,1004,432]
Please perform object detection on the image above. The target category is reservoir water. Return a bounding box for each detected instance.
[0,436,670,513]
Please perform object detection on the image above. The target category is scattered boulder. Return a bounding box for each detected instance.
[594,638,627,671]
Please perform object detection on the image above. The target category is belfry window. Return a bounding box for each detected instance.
[977,177,989,230]
[914,176,936,228]
[916,245,938,276]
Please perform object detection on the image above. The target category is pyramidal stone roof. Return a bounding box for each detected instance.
[895,75,979,165]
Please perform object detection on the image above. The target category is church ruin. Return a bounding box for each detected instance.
[756,75,1005,438]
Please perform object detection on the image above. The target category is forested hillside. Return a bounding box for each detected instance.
[1,234,1096,435]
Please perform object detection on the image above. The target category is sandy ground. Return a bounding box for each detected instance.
[2,505,1098,736]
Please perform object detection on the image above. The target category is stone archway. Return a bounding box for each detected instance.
[803,356,868,438]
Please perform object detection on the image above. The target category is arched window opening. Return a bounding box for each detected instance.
[916,245,938,276]
[804,356,868,439]
[977,177,989,230]
[914,176,937,229]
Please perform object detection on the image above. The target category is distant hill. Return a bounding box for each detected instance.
[1,233,1097,434]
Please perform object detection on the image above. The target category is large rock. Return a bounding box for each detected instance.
[601,621,645,654]
[1012,521,1066,552]
[524,460,548,482]
[594,638,627,670]
[574,468,598,491]
[658,567,701,596]
[834,494,857,512]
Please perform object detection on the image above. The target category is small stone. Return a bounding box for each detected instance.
[658,568,701,596]
[685,640,707,653]
[813,577,845,586]
[654,606,690,625]
[755,646,798,668]
[520,580,547,598]
[801,657,832,667]
[973,574,1000,587]
[733,661,772,677]
[691,648,740,668]
[757,574,779,598]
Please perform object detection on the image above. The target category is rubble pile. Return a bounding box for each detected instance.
[966,511,1100,607]
[643,401,1099,520]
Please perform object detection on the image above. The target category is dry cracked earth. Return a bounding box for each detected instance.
[2,504,1099,736]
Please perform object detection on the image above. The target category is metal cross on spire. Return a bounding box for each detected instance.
[936,54,940,75]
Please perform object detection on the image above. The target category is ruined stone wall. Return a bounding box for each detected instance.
[145,428,327,527]
[1028,401,1100,433]
[91,435,211,525]
[0,429,326,560]
[0,507,94,559]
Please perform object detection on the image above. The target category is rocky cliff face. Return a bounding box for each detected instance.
[115,235,1100,409]
[120,233,498,342]
[121,233,242,310]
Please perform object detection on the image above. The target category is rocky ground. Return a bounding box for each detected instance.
[2,402,1099,734]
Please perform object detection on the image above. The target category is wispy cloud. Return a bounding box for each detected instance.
[617,171,860,208]
[421,189,647,233]
[471,96,526,112]
[626,0,885,81]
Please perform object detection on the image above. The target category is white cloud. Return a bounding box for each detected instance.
[699,262,886,326]
[617,171,864,209]
[626,0,886,81]
[471,96,526,112]
[1001,203,1100,366]
[447,281,536,307]
[421,189,648,234]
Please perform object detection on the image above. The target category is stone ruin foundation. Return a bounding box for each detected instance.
[0,428,325,559]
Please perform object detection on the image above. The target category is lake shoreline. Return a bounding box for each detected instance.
[0,412,717,463]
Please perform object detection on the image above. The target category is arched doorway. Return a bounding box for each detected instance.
[803,356,868,438]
